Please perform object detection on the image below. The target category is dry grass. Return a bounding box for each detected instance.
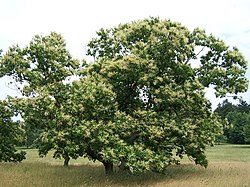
[0,145,250,187]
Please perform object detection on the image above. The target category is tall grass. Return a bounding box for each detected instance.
[0,145,250,187]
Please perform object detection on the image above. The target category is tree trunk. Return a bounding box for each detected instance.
[63,154,70,167]
[26,134,29,149]
[118,159,130,173]
[103,161,114,175]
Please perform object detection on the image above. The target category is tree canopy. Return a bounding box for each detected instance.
[85,17,248,172]
[87,17,248,97]
[0,17,248,174]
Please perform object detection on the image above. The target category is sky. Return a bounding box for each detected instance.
[0,0,250,109]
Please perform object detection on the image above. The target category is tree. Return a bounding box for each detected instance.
[214,99,236,143]
[215,100,250,144]
[226,111,246,144]
[0,99,26,162]
[0,17,248,174]
[23,121,42,148]
[243,114,250,143]
[0,32,79,166]
[214,99,236,119]
[85,17,248,173]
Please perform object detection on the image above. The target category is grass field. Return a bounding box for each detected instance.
[0,144,250,187]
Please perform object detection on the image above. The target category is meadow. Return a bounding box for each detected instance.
[0,144,249,187]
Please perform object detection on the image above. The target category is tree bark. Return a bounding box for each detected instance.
[118,159,130,173]
[103,161,114,175]
[63,154,70,167]
[86,147,114,174]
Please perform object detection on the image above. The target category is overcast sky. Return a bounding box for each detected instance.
[1,0,250,109]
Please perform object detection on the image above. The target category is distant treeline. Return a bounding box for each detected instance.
[215,99,250,144]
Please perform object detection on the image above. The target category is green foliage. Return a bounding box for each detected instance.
[0,32,80,165]
[87,17,248,97]
[244,120,250,143]
[226,112,246,144]
[24,122,42,148]
[214,99,236,119]
[215,100,250,144]
[0,100,26,162]
[0,32,78,89]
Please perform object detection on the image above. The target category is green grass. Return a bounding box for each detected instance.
[206,144,250,162]
[0,144,250,187]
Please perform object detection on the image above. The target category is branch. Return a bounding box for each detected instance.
[195,47,205,57]
[5,77,23,95]
[184,47,205,65]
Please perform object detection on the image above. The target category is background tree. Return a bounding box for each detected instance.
[214,99,236,119]
[243,114,250,143]
[215,100,250,144]
[0,99,26,162]
[23,121,42,148]
[226,111,248,144]
[214,99,235,143]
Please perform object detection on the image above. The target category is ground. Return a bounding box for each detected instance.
[0,144,249,187]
